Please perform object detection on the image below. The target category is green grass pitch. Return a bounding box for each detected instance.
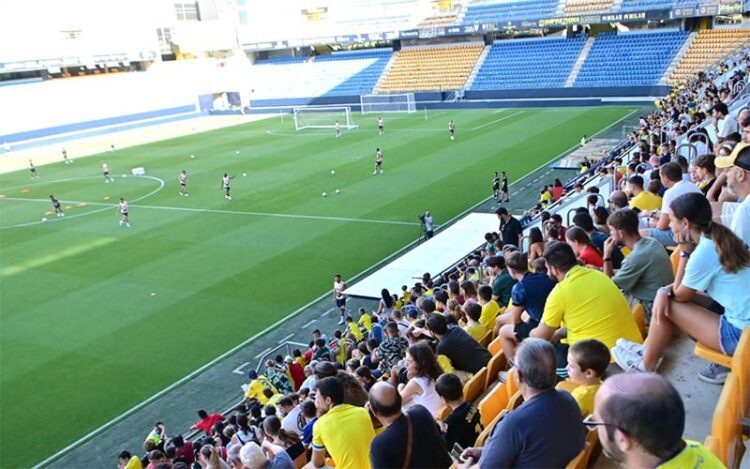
[0,107,633,466]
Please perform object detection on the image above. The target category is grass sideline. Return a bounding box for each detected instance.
[0,107,634,467]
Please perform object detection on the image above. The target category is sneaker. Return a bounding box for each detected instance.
[337,317,345,325]
[616,338,645,357]
[613,345,662,372]
[698,363,729,385]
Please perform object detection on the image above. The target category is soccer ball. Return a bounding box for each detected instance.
[190,154,195,159]
[122,174,127,178]
[322,192,327,197]
[243,173,247,177]
[331,170,335,175]
[335,189,340,194]
[41,217,47,222]
[235,150,240,154]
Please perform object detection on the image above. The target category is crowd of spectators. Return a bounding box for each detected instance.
[117,50,749,469]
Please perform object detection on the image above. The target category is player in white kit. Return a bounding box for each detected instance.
[179,170,189,196]
[335,121,341,138]
[102,162,113,183]
[333,274,348,324]
[222,173,234,200]
[449,120,456,140]
[377,116,384,135]
[118,198,130,227]
[373,148,383,175]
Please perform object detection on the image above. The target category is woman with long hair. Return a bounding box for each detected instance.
[565,226,603,268]
[527,227,545,262]
[389,341,443,416]
[198,444,228,469]
[551,178,565,201]
[613,192,750,382]
[376,288,394,316]
[262,416,307,467]
[460,280,478,304]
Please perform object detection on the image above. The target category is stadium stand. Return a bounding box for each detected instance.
[249,49,392,99]
[461,0,560,23]
[378,43,484,93]
[617,0,673,12]
[416,12,459,28]
[470,37,587,90]
[564,0,614,15]
[668,28,750,85]
[574,30,688,87]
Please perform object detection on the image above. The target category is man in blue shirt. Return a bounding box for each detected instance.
[460,339,585,468]
[496,251,556,361]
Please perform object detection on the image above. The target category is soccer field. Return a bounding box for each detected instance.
[0,107,634,467]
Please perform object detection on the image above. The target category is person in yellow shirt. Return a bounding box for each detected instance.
[462,302,488,341]
[357,307,373,333]
[118,450,143,469]
[333,330,347,366]
[590,373,723,469]
[627,175,662,213]
[345,316,364,342]
[564,339,609,416]
[531,243,642,374]
[312,377,375,469]
[244,370,278,404]
[477,285,501,332]
[539,185,553,204]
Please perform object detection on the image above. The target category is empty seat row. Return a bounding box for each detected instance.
[378,44,483,92]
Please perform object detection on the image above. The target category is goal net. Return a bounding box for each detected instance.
[360,93,417,114]
[293,106,358,131]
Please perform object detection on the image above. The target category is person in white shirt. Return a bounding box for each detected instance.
[640,162,701,247]
[335,121,341,138]
[333,274,347,324]
[716,142,750,247]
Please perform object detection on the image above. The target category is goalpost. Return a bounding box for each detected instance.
[293,106,358,131]
[360,93,417,114]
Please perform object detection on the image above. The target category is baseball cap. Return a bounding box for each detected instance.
[715,142,750,171]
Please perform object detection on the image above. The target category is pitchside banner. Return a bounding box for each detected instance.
[241,0,746,51]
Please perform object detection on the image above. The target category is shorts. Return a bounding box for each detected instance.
[648,228,676,247]
[180,183,186,187]
[552,343,569,379]
[121,212,128,216]
[719,314,741,355]
[335,298,346,308]
[513,320,538,341]
[104,172,110,176]
[378,125,384,130]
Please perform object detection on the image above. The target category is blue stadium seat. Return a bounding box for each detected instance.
[470,37,586,90]
[462,0,559,23]
[573,30,688,87]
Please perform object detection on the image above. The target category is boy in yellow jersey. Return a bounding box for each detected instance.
[357,307,373,333]
[564,339,609,417]
[591,373,722,469]
[345,316,364,341]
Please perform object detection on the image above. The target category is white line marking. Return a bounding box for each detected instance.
[253,348,272,360]
[232,362,251,375]
[0,198,420,228]
[470,111,524,131]
[322,308,335,317]
[278,333,295,344]
[0,176,165,230]
[31,107,639,468]
[302,319,317,328]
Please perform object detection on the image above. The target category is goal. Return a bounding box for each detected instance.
[293,106,358,131]
[360,93,417,114]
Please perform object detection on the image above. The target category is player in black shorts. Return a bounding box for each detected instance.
[500,171,509,203]
[50,195,64,217]
[448,120,456,140]
[492,172,500,200]
[29,160,38,179]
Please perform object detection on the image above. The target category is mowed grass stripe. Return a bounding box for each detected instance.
[0,107,634,467]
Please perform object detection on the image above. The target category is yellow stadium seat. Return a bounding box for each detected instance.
[705,373,746,467]
[463,367,487,403]
[565,441,592,469]
[485,352,507,390]
[507,390,524,411]
[488,336,503,356]
[632,303,647,339]
[506,368,519,398]
[476,410,507,447]
[478,383,510,427]
[479,330,493,348]
[695,327,750,416]
[437,405,451,421]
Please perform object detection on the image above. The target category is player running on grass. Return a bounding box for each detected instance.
[50,195,64,217]
[335,121,341,138]
[102,162,113,183]
[377,116,384,135]
[178,170,189,196]
[118,198,130,227]
[373,148,383,175]
[449,120,456,140]
[62,148,73,164]
[29,160,38,178]
[222,173,235,200]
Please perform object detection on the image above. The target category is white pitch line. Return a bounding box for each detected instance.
[302,319,317,328]
[232,362,251,375]
[470,111,525,131]
[0,197,420,228]
[253,347,272,360]
[322,308,335,317]
[278,333,295,344]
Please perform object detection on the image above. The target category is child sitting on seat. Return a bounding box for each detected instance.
[565,339,610,416]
